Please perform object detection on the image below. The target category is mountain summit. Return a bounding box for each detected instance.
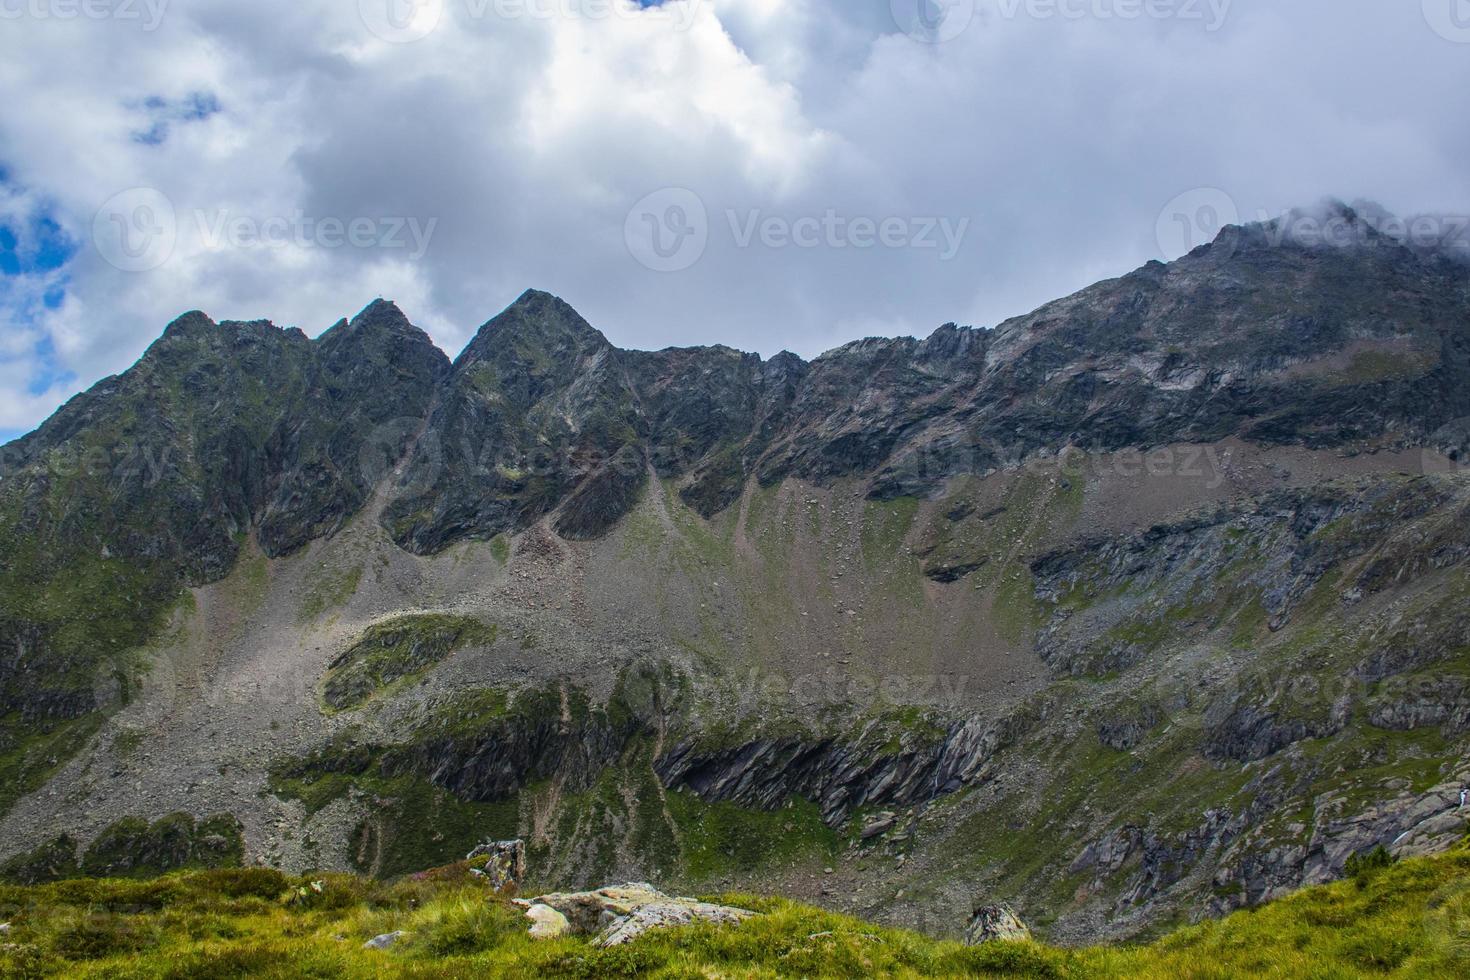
[2,217,1468,942]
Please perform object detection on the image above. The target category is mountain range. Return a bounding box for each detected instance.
[2,202,1468,943]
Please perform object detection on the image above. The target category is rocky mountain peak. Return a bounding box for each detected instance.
[454,288,611,373]
[160,309,217,339]
[319,300,450,383]
[337,298,422,338]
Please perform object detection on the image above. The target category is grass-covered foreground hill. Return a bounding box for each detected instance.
[1,841,1467,979]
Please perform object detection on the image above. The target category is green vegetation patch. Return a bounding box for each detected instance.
[298,563,364,623]
[79,813,245,880]
[349,777,520,880]
[0,834,81,886]
[665,792,839,882]
[3,814,244,885]
[322,614,497,711]
[861,496,921,570]
[1,842,1469,977]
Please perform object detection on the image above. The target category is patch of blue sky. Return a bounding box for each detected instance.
[1,166,79,442]
[130,90,222,146]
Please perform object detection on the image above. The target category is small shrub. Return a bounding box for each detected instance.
[1345,845,1396,884]
[49,911,156,960]
[939,940,1066,978]
[47,875,187,912]
[194,866,290,901]
[531,942,672,979]
[0,835,80,885]
[281,873,374,912]
[411,894,521,957]
[0,941,55,978]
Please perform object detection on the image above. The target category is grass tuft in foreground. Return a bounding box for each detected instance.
[0,843,1467,977]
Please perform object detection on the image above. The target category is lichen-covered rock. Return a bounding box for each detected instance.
[596,900,754,947]
[965,904,1031,945]
[527,883,755,946]
[524,904,570,939]
[466,838,526,892]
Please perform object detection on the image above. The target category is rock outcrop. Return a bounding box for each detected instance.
[523,883,756,947]
[966,904,1031,945]
[655,716,1008,826]
[467,839,526,892]
[524,903,570,939]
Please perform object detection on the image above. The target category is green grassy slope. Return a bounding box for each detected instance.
[0,840,1466,978]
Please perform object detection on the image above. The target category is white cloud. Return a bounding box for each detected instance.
[0,0,1468,435]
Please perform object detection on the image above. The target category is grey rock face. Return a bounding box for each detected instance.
[466,839,526,892]
[524,903,570,939]
[1030,479,1470,679]
[655,716,1007,826]
[7,220,1468,745]
[0,300,447,740]
[1204,772,1470,911]
[966,904,1031,944]
[526,883,756,947]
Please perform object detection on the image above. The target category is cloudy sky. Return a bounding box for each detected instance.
[1,0,1468,441]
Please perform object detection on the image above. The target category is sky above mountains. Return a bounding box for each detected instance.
[2,0,1469,441]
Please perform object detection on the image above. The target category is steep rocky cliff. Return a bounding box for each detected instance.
[1,205,1468,943]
